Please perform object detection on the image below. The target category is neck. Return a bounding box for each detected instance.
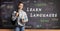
[18,9,23,12]
[19,8,23,10]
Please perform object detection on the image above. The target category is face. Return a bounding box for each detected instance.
[18,3,23,10]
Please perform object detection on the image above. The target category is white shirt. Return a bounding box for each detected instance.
[12,10,28,26]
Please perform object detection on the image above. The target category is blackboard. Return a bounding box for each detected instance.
[0,0,60,29]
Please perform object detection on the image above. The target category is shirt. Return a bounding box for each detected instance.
[12,10,28,26]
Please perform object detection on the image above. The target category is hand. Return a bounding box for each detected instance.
[16,12,19,17]
[20,19,24,23]
[22,19,24,23]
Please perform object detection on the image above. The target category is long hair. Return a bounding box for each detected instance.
[16,1,23,12]
[18,1,23,6]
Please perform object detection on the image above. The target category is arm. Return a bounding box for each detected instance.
[22,12,28,22]
[12,11,18,21]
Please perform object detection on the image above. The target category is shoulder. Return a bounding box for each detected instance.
[23,11,26,14]
[22,11,27,15]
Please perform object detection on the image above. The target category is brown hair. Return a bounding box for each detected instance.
[18,1,23,6]
[17,1,23,12]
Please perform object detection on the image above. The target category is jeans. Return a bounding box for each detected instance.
[14,25,25,31]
